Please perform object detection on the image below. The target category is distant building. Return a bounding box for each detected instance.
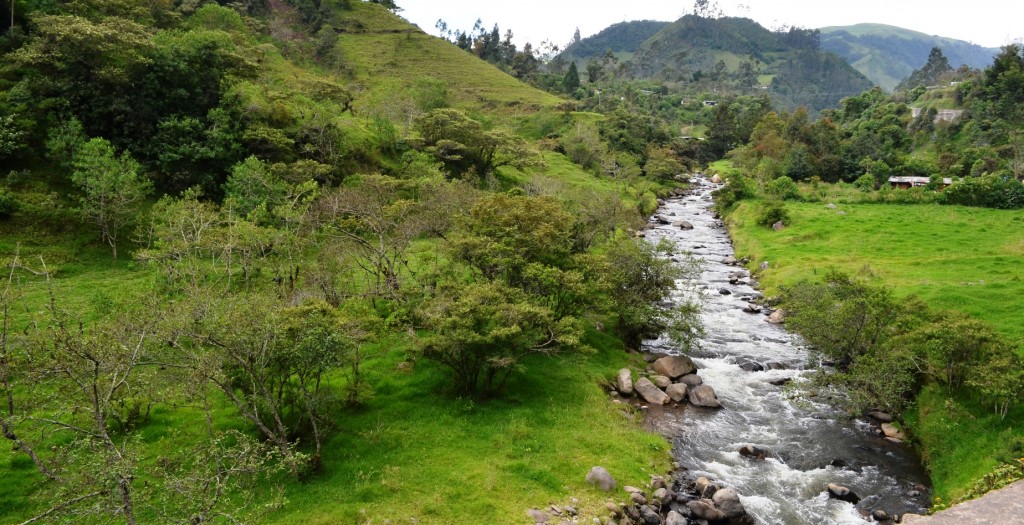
[703,100,717,107]
[888,176,953,189]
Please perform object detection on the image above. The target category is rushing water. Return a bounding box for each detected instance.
[641,176,931,524]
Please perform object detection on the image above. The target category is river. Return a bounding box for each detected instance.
[641,176,931,524]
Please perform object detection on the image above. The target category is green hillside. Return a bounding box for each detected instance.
[558,20,669,65]
[821,23,999,91]
[626,15,874,113]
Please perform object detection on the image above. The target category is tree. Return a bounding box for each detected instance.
[71,138,152,259]
[896,47,953,91]
[563,61,581,93]
[598,236,703,349]
[781,272,904,368]
[1,262,284,524]
[416,281,584,397]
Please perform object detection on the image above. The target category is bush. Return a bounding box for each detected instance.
[0,187,17,219]
[853,173,876,192]
[942,175,1024,209]
[755,199,789,227]
[712,173,755,214]
[764,175,799,200]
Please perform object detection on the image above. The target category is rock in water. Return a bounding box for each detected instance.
[687,499,727,521]
[616,368,634,395]
[635,378,670,405]
[679,374,703,387]
[881,423,905,440]
[826,483,861,504]
[739,444,769,460]
[585,466,616,491]
[767,309,786,324]
[712,487,746,518]
[675,220,694,230]
[653,355,697,379]
[666,383,688,402]
[653,375,672,389]
[688,384,722,408]
[867,411,894,422]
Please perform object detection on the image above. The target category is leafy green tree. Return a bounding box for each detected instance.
[782,272,904,368]
[71,138,152,259]
[599,237,703,349]
[896,46,953,91]
[563,61,581,93]
[416,281,584,397]
[413,108,535,178]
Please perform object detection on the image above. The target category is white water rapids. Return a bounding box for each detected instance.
[641,176,931,524]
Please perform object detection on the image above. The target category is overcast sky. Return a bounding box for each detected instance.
[398,0,1021,50]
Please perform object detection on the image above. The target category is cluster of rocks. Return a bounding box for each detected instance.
[615,356,722,409]
[867,411,907,444]
[570,468,752,525]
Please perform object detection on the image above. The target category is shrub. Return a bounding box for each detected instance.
[712,173,755,214]
[942,175,1024,209]
[755,199,789,227]
[764,175,799,200]
[0,187,17,219]
[854,173,876,192]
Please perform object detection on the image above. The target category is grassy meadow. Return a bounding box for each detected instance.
[725,197,1024,501]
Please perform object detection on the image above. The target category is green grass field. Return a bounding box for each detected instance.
[726,198,1024,502]
[728,200,1024,341]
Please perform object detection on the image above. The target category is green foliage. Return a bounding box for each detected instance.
[559,120,606,171]
[896,46,953,92]
[942,175,1024,209]
[781,272,904,368]
[599,236,703,349]
[764,175,799,200]
[416,281,585,397]
[70,138,152,258]
[712,172,754,212]
[853,173,876,191]
[414,108,535,179]
[0,115,26,161]
[754,199,789,227]
[0,186,18,219]
[563,61,581,93]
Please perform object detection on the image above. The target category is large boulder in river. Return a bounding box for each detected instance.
[767,309,786,324]
[881,423,905,440]
[687,499,727,521]
[712,487,746,519]
[653,375,672,389]
[688,384,722,408]
[826,483,861,504]
[585,466,616,491]
[867,411,894,423]
[679,374,703,387]
[653,355,697,379]
[665,510,686,525]
[616,369,634,395]
[739,444,769,460]
[674,220,694,230]
[635,378,670,405]
[666,383,688,402]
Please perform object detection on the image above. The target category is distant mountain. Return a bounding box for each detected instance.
[626,15,873,113]
[558,20,670,63]
[820,23,999,91]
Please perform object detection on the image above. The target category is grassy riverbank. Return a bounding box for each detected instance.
[725,197,1024,503]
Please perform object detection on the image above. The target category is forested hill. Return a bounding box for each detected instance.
[557,20,670,64]
[821,23,1000,91]
[626,15,874,113]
